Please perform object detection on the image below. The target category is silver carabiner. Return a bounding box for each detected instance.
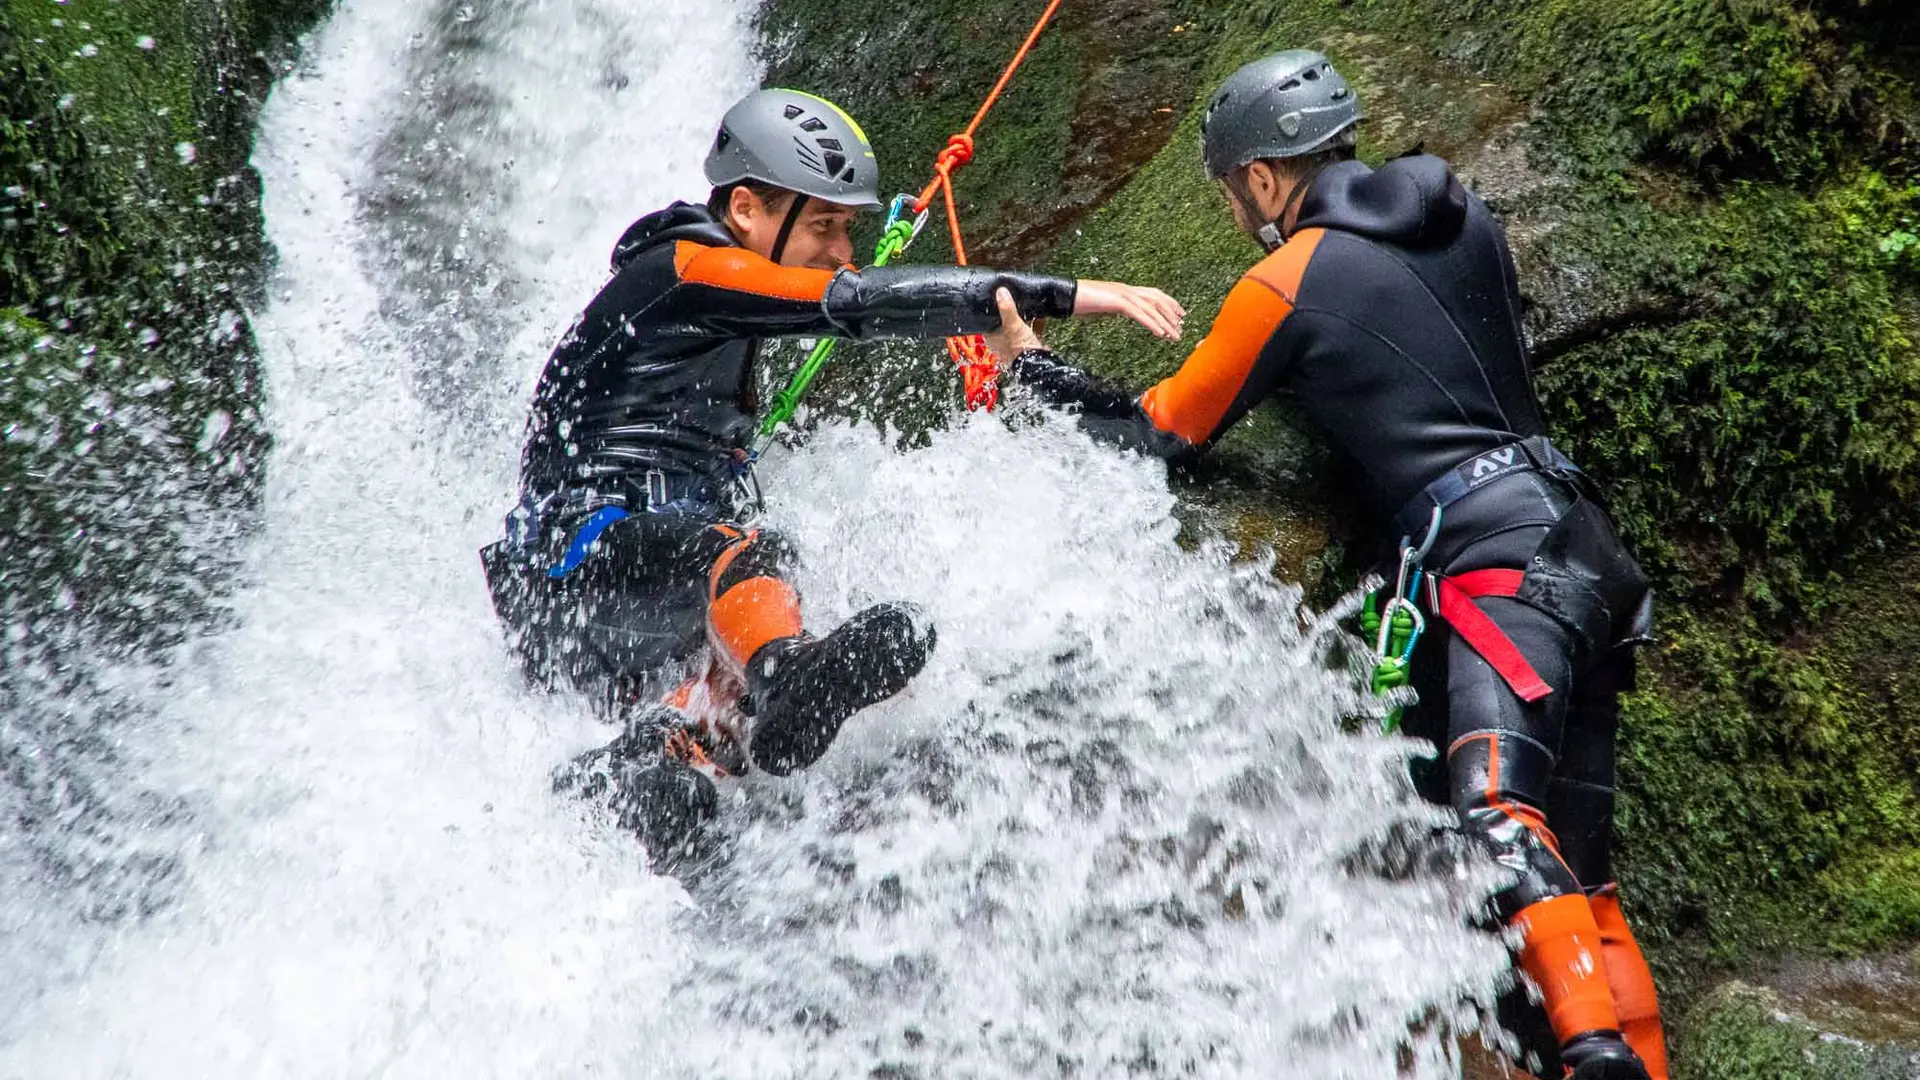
[1402,505,1443,565]
[887,194,932,243]
[1374,595,1428,658]
[1380,505,1443,658]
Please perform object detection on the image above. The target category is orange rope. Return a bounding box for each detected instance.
[907,0,1065,411]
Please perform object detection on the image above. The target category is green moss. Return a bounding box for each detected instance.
[1823,851,1920,954]
[1614,610,1920,970]
[1537,171,1920,613]
[2,0,327,644]
[1676,987,1880,1080]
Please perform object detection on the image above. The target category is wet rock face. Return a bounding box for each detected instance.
[1761,950,1920,1052]
[756,0,1214,268]
[969,0,1203,267]
[1683,956,1920,1080]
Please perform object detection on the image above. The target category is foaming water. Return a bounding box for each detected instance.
[1,0,1509,1076]
[675,418,1509,1077]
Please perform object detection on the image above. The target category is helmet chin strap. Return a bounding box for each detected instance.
[769,193,810,265]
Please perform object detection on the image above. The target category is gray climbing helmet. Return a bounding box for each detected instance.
[1200,50,1364,180]
[703,89,883,209]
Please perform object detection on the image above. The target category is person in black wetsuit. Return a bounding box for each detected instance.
[985,52,1668,1080]
[480,88,1184,875]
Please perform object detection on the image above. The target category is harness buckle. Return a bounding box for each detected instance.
[645,468,669,511]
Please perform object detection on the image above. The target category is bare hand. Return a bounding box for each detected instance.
[985,287,1045,360]
[1071,279,1186,341]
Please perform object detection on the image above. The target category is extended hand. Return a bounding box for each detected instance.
[985,287,1045,360]
[1072,279,1186,341]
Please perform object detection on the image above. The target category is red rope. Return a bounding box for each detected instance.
[908,0,1065,412]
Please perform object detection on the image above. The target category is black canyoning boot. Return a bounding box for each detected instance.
[743,602,934,775]
[553,704,722,876]
[1560,1033,1652,1080]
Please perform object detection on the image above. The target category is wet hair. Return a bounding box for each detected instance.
[706,179,797,221]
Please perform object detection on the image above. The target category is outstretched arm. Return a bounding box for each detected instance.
[661,241,1182,342]
[998,270,1298,459]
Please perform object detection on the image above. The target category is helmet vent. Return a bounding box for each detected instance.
[823,151,848,176]
[783,104,804,120]
[793,135,828,175]
[799,117,828,133]
[839,166,857,183]
[815,137,843,151]
[714,129,732,152]
[1279,78,1301,91]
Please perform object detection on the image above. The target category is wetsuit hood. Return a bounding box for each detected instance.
[1294,153,1467,249]
[612,202,737,270]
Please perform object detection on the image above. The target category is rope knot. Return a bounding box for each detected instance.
[935,133,976,173]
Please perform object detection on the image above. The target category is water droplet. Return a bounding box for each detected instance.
[198,410,232,452]
[176,142,197,165]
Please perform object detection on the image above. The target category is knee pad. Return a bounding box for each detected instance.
[1450,731,1582,919]
[710,527,798,597]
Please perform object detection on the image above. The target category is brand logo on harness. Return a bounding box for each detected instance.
[1465,446,1522,487]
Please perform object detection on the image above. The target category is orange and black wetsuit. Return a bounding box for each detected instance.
[484,201,1074,867]
[1010,154,1668,1079]
[520,201,1076,520]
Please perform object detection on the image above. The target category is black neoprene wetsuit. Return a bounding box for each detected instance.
[517,202,1077,524]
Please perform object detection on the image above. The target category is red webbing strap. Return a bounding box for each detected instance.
[1435,570,1554,703]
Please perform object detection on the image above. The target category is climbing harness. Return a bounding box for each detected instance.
[1360,506,1440,734]
[1362,440,1586,731]
[754,0,1066,449]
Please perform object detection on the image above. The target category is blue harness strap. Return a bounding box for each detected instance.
[547,506,631,579]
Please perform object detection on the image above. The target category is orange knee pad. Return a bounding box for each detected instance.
[1513,893,1621,1047]
[706,532,803,669]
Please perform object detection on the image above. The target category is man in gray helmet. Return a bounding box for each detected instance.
[984,52,1669,1080]
[480,87,1183,874]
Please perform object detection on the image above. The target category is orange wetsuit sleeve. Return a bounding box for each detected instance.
[663,241,841,337]
[1136,229,1321,447]
[1007,229,1322,459]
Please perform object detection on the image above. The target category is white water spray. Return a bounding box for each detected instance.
[1,1,1509,1076]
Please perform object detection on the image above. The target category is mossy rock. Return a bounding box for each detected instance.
[1677,977,1920,1080]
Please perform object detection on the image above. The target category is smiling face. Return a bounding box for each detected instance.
[723,185,858,270]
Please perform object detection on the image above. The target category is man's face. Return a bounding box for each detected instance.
[1219,179,1260,237]
[728,187,858,270]
[1217,161,1293,243]
[778,200,859,270]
